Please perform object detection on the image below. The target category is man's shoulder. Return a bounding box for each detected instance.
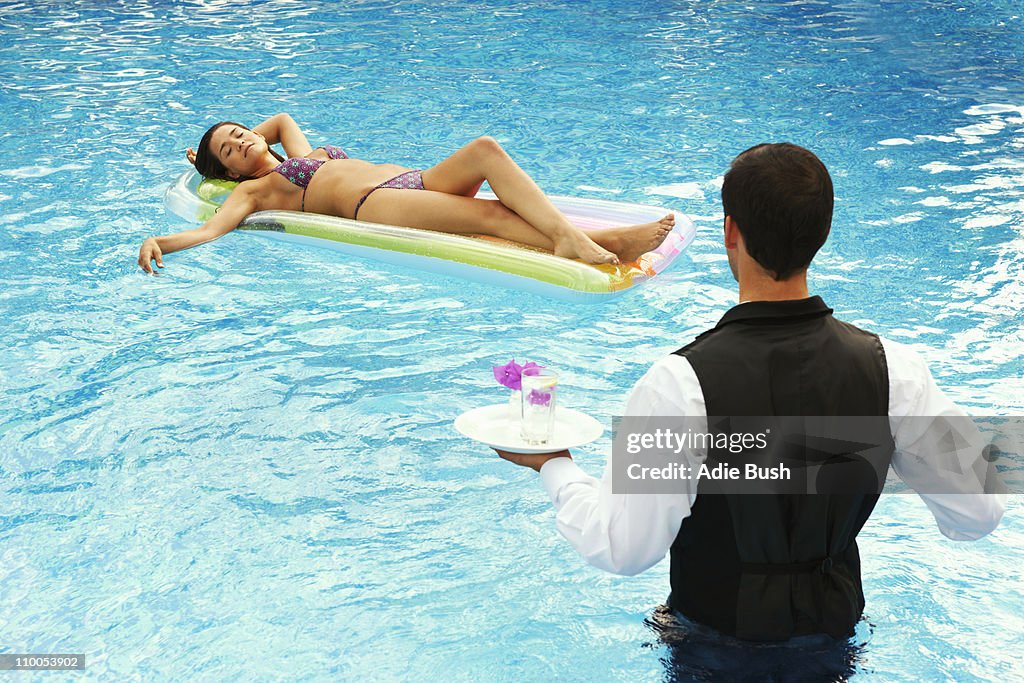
[672,328,714,357]
[641,353,698,385]
[629,353,705,416]
[875,334,932,382]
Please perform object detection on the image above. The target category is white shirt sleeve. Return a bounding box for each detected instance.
[538,355,706,575]
[881,336,1007,541]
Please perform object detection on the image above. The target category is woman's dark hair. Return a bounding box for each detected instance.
[721,143,833,281]
[192,121,284,181]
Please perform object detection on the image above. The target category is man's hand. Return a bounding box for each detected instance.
[494,449,571,472]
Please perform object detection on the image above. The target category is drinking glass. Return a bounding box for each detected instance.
[520,370,558,445]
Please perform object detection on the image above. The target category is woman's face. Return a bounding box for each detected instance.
[209,124,269,179]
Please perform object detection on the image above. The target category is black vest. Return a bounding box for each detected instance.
[668,296,894,641]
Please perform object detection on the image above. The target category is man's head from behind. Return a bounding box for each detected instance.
[721,143,833,282]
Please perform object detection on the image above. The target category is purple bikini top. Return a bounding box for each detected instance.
[272,145,348,188]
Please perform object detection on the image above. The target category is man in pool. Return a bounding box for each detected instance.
[495,143,1006,644]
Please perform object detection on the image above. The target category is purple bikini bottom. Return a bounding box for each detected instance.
[353,170,425,220]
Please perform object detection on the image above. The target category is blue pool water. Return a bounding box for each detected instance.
[1,0,1022,679]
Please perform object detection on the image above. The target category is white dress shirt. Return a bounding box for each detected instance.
[538,336,1008,576]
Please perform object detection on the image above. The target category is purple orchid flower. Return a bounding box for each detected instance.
[522,361,542,378]
[492,359,545,391]
[527,389,552,406]
[493,359,523,390]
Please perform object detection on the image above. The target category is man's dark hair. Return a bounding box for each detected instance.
[721,143,833,280]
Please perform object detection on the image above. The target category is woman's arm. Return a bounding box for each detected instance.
[138,185,258,274]
[253,113,313,158]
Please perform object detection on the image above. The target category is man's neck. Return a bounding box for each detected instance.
[737,275,810,304]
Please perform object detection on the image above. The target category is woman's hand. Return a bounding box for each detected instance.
[138,237,164,274]
[186,147,197,165]
[135,184,257,272]
[253,113,312,158]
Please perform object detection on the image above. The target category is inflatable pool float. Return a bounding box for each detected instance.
[164,169,696,302]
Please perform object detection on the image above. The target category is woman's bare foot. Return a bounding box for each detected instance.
[590,214,676,263]
[551,228,620,265]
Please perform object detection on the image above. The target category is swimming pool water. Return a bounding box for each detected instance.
[1,0,1022,680]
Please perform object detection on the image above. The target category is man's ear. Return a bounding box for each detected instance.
[724,215,740,249]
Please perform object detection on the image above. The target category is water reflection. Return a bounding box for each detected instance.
[646,604,869,682]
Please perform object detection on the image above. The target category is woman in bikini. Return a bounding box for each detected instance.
[138,113,675,274]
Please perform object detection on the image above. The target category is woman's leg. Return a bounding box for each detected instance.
[356,187,676,264]
[419,137,674,264]
[355,188,556,249]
